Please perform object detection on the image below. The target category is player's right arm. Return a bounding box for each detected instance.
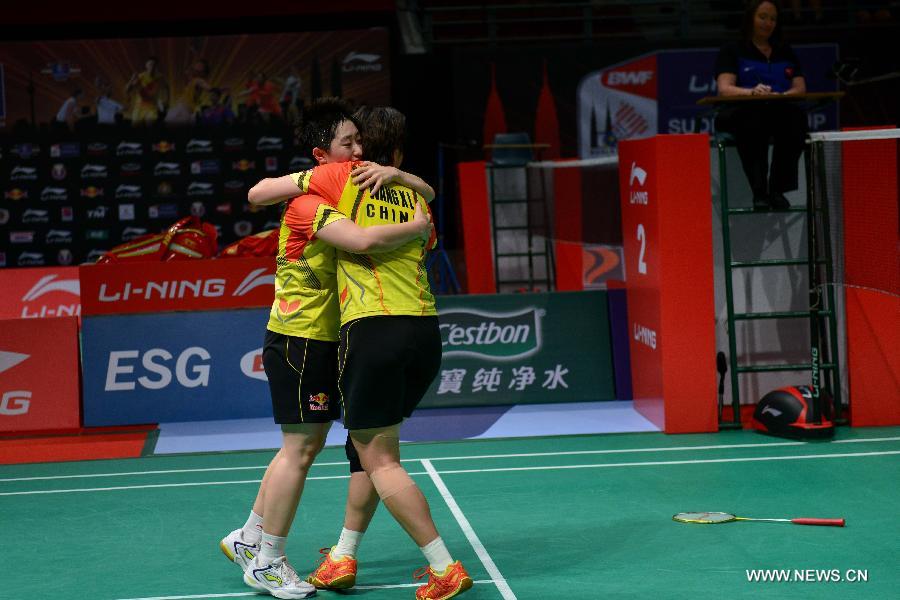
[315,202,433,254]
[248,174,305,206]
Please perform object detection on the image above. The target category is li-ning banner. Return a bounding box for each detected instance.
[577,45,839,157]
[0,29,389,128]
[80,291,615,426]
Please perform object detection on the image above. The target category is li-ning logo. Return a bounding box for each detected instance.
[629,162,648,205]
[232,268,275,297]
[22,275,81,301]
[629,162,647,187]
[342,52,382,72]
[761,406,783,417]
[256,137,283,151]
[438,307,544,361]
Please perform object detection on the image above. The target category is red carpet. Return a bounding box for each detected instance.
[0,429,154,465]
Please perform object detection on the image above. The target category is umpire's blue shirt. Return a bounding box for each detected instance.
[715,41,804,93]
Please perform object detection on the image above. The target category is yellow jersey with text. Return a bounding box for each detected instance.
[266,194,346,340]
[291,162,437,324]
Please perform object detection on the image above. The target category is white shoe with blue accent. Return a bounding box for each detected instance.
[219,529,259,571]
[244,555,317,599]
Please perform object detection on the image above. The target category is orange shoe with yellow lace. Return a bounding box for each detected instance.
[414,561,473,600]
[307,547,357,589]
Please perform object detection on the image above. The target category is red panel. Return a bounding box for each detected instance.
[619,134,717,433]
[553,165,583,291]
[79,257,275,315]
[0,317,80,433]
[657,135,717,434]
[841,128,900,426]
[619,138,663,427]
[845,289,900,426]
[0,267,80,320]
[457,161,497,294]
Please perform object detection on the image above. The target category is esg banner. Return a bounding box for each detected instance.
[81,291,615,425]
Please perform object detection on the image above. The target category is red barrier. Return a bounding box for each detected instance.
[0,317,81,432]
[618,134,717,433]
[79,256,275,315]
[457,161,497,293]
[0,267,81,320]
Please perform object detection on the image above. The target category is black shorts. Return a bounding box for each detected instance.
[263,329,340,424]
[338,316,441,430]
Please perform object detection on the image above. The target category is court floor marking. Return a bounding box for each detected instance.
[3,449,899,497]
[114,579,499,600]
[422,459,517,600]
[5,436,899,484]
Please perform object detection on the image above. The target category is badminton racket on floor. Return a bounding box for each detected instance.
[673,512,845,527]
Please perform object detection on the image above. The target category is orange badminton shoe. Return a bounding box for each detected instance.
[414,561,473,600]
[306,547,357,589]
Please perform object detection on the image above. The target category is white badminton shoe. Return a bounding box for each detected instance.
[219,529,259,571]
[244,555,317,599]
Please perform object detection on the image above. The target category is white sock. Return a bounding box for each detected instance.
[420,537,453,573]
[259,532,288,563]
[332,528,364,558]
[241,510,264,544]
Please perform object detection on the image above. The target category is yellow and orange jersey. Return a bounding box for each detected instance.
[267,193,347,340]
[291,161,437,324]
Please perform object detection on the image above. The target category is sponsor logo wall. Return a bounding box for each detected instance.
[0,132,310,265]
[0,317,81,432]
[80,291,615,426]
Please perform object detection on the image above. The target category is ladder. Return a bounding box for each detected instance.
[485,137,555,293]
[716,136,843,428]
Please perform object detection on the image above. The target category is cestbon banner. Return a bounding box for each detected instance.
[578,45,839,158]
[81,308,272,425]
[421,290,615,408]
[81,291,616,425]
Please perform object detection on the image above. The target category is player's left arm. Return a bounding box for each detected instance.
[315,202,433,254]
[351,162,435,202]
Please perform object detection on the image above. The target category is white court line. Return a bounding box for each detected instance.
[114,580,498,600]
[422,459,517,600]
[6,436,899,483]
[433,450,900,476]
[0,474,349,497]
[2,449,899,497]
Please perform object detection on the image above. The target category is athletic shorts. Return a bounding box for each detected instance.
[338,316,441,430]
[263,329,340,424]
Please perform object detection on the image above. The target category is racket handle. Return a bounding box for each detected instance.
[791,518,845,527]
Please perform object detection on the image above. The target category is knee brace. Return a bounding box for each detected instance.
[369,464,416,500]
[345,436,364,474]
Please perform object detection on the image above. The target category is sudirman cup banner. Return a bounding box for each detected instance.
[80,291,615,426]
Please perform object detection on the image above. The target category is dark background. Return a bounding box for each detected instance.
[2,0,898,272]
